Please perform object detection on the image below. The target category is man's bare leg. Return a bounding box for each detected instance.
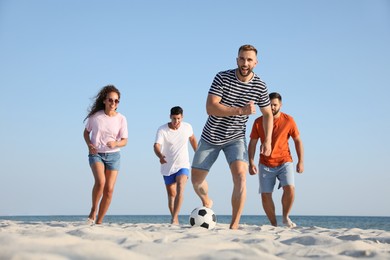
[165,183,176,223]
[261,193,277,226]
[282,185,296,227]
[229,161,247,230]
[191,168,213,208]
[171,175,187,225]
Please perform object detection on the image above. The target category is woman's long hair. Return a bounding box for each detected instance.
[84,85,121,122]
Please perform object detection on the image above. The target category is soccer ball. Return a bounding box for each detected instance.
[189,206,217,229]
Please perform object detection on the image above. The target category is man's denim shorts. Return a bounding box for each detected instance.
[192,138,248,171]
[258,162,294,193]
[88,152,121,171]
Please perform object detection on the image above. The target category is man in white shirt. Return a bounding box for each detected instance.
[154,106,198,224]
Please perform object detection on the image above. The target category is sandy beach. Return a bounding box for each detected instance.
[1,220,389,259]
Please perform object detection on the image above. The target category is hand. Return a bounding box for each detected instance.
[106,141,117,149]
[242,101,256,115]
[260,141,272,156]
[249,163,258,175]
[159,155,167,164]
[88,144,97,154]
[296,162,304,173]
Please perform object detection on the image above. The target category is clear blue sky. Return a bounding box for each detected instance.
[1,0,389,217]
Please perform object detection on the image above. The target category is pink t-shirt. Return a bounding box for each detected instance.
[85,110,128,153]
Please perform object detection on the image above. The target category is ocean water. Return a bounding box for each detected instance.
[1,215,389,231]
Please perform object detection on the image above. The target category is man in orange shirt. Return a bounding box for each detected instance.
[248,92,304,227]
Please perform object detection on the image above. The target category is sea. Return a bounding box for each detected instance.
[0,215,389,231]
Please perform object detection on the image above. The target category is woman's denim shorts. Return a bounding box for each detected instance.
[88,152,121,171]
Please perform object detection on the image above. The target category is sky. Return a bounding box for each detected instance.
[0,0,389,217]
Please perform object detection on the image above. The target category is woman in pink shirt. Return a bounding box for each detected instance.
[83,85,128,224]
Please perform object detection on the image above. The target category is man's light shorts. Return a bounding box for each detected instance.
[192,138,248,171]
[258,162,294,193]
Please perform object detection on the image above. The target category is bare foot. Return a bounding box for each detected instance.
[283,217,297,228]
[171,218,179,225]
[87,211,96,224]
[95,216,104,225]
[204,199,213,209]
[229,224,239,230]
[88,209,96,222]
[87,218,95,225]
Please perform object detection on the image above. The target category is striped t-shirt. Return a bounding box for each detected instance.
[201,69,270,145]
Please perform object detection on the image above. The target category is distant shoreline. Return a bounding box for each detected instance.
[1,215,389,231]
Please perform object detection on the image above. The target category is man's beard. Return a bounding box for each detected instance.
[238,67,252,77]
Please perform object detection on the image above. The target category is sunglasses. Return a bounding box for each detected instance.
[107,98,120,104]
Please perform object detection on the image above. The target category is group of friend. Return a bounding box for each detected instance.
[83,44,304,229]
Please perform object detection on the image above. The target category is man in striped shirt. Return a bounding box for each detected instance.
[191,44,273,229]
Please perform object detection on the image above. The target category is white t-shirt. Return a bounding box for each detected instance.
[155,122,193,176]
[85,110,128,153]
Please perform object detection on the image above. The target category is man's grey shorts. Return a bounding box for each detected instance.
[192,138,248,171]
[258,162,294,193]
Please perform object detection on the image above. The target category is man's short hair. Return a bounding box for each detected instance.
[238,44,257,55]
[269,92,282,101]
[170,106,183,115]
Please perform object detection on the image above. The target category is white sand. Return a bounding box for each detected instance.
[1,220,390,259]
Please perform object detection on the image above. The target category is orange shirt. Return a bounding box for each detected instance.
[250,112,299,167]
